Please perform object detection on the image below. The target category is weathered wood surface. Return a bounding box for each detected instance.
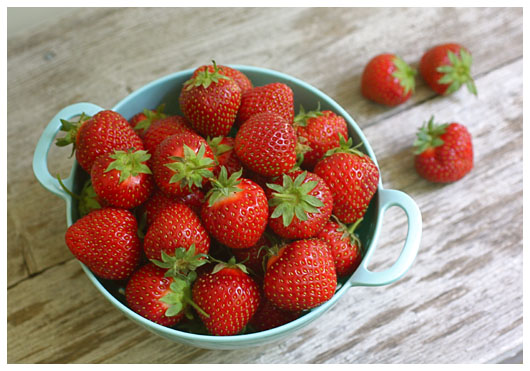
[7,7,522,363]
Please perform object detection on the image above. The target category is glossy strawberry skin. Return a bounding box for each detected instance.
[143,203,210,261]
[296,111,348,169]
[415,123,473,183]
[75,110,144,173]
[192,64,253,93]
[236,82,294,126]
[234,112,297,177]
[125,263,185,327]
[264,238,337,312]
[64,208,142,280]
[142,115,194,156]
[317,220,363,277]
[192,267,261,336]
[90,152,155,209]
[249,297,301,332]
[361,54,414,106]
[201,178,268,249]
[314,152,379,224]
[210,136,243,179]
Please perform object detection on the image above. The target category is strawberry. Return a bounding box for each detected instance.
[264,238,337,311]
[191,258,261,336]
[317,217,364,277]
[419,43,477,96]
[56,110,144,173]
[64,208,142,280]
[234,112,297,177]
[414,116,473,183]
[192,64,253,93]
[129,105,167,138]
[142,188,205,225]
[207,136,243,179]
[151,132,215,197]
[249,297,301,332]
[294,104,349,169]
[142,115,194,156]
[236,82,294,126]
[125,263,203,327]
[266,170,333,240]
[361,54,416,106]
[57,176,105,217]
[313,135,379,224]
[179,61,242,137]
[229,233,273,279]
[201,167,269,249]
[90,149,154,209]
[143,202,210,261]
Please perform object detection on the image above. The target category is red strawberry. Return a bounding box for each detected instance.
[414,116,473,183]
[57,176,105,217]
[361,54,416,106]
[129,105,167,138]
[317,217,363,277]
[264,238,337,311]
[91,149,154,209]
[192,259,261,336]
[207,136,243,179]
[142,188,205,225]
[230,233,273,279]
[266,170,333,240]
[179,61,242,137]
[192,64,253,93]
[314,135,379,224]
[201,167,268,249]
[234,112,297,177]
[294,104,349,169]
[143,202,210,261]
[64,208,142,280]
[249,297,301,332]
[56,110,144,173]
[419,43,477,95]
[126,263,198,327]
[236,82,294,126]
[142,115,194,156]
[151,132,215,197]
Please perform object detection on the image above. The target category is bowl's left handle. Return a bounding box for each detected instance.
[33,102,105,200]
[348,188,422,287]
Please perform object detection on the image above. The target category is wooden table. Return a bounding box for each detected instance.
[7,7,523,363]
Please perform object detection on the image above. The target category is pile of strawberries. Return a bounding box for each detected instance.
[57,61,380,336]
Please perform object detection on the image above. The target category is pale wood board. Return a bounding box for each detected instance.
[7,7,523,364]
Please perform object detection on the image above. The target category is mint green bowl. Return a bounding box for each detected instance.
[33,66,422,349]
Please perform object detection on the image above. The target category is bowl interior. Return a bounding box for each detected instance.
[67,66,382,349]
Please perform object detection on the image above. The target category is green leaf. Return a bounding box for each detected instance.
[391,56,417,94]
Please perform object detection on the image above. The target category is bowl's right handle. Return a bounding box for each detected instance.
[33,102,105,201]
[348,188,422,287]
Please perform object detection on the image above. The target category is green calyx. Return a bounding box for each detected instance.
[165,143,215,190]
[106,149,152,183]
[205,166,243,207]
[267,171,325,227]
[413,116,449,155]
[133,104,167,133]
[183,60,231,91]
[332,215,363,254]
[324,133,365,158]
[207,136,233,157]
[210,255,249,275]
[55,113,92,156]
[159,277,209,319]
[437,49,477,95]
[293,103,324,127]
[151,244,209,283]
[392,56,417,95]
[57,175,101,216]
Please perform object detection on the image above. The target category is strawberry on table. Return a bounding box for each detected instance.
[314,135,379,224]
[361,53,416,106]
[201,167,269,249]
[179,60,242,137]
[91,148,154,209]
[192,258,261,336]
[294,104,348,169]
[236,82,295,126]
[266,170,333,240]
[264,238,337,312]
[414,116,474,183]
[419,43,477,95]
[56,110,144,173]
[129,104,167,138]
[64,208,142,280]
[234,112,297,177]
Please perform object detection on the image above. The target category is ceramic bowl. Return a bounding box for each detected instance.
[33,65,422,349]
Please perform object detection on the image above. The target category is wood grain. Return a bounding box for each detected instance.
[7,7,522,364]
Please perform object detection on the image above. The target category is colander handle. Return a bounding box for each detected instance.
[347,188,422,287]
[33,102,105,200]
